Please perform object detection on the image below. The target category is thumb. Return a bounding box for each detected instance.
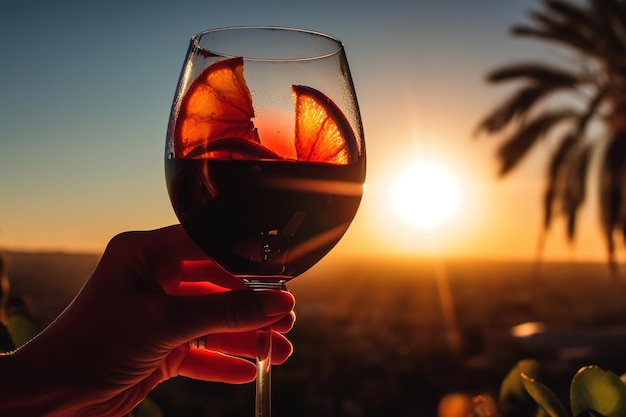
[167,289,295,338]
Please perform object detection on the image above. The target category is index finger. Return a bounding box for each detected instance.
[145,224,209,261]
[163,260,246,295]
[142,225,245,293]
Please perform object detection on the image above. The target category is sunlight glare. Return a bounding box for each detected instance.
[390,160,462,230]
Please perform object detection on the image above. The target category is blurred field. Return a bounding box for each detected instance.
[4,250,626,416]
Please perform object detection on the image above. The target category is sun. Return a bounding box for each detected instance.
[390,160,462,230]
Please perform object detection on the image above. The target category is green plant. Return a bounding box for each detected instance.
[517,363,626,417]
[439,360,626,417]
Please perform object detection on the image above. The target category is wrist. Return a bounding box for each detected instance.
[0,344,77,416]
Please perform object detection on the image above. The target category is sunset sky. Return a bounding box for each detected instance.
[1,0,615,262]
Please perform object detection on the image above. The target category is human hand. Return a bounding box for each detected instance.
[0,225,295,417]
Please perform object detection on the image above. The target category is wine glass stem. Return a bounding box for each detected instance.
[245,279,287,417]
[256,327,272,417]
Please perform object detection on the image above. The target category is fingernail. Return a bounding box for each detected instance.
[261,290,295,317]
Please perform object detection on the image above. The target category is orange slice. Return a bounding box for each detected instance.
[292,85,358,165]
[174,57,259,158]
[185,137,280,160]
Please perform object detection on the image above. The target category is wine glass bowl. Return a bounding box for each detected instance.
[165,26,365,416]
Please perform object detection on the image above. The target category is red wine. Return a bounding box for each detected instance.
[165,158,365,279]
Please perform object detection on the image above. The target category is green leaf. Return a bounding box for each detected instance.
[500,359,541,403]
[521,373,569,417]
[570,365,626,417]
[499,359,544,416]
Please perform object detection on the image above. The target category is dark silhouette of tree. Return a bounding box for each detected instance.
[476,0,626,271]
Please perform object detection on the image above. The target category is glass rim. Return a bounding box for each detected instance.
[191,26,344,62]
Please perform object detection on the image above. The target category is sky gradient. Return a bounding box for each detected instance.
[1,0,613,262]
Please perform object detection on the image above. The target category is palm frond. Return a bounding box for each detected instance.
[545,0,598,35]
[555,87,606,241]
[599,129,626,267]
[476,86,548,134]
[487,62,580,86]
[562,144,592,240]
[574,84,610,135]
[498,110,578,176]
[589,0,626,55]
[512,18,596,56]
[512,0,613,58]
[476,77,581,135]
[591,0,626,32]
[544,134,578,230]
[515,0,626,69]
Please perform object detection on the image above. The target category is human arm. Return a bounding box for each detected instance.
[0,225,295,416]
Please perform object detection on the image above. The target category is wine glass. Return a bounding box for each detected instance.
[164,26,366,417]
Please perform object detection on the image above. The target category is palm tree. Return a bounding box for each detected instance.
[476,0,626,271]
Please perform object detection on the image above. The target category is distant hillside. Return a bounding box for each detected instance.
[2,251,101,325]
[3,251,626,416]
[1,250,623,327]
